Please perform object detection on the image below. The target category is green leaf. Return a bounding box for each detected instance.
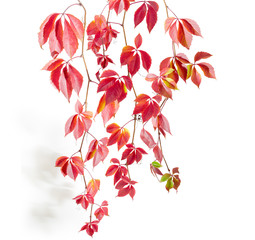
[160,173,171,182]
[152,161,162,168]
[165,177,174,191]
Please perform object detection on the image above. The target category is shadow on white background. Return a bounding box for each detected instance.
[1,0,255,239]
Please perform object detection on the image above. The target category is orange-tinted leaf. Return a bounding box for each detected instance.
[194,52,212,62]
[191,66,202,87]
[42,58,64,71]
[177,22,192,49]
[86,139,98,161]
[175,59,188,81]
[63,19,78,57]
[106,123,120,133]
[117,128,130,150]
[120,46,135,65]
[87,179,100,197]
[181,18,202,37]
[96,93,106,115]
[102,100,119,125]
[197,62,216,79]
[93,138,109,167]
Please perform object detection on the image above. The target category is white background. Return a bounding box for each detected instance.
[1,0,255,239]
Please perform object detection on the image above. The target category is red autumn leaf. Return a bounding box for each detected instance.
[197,62,216,79]
[121,144,147,165]
[48,18,63,58]
[38,13,59,48]
[134,3,147,28]
[96,53,114,68]
[101,100,119,126]
[108,0,134,14]
[120,35,151,75]
[159,54,190,83]
[194,51,212,62]
[146,3,158,32]
[139,50,152,72]
[98,70,132,105]
[55,156,84,180]
[152,113,171,137]
[63,19,78,57]
[134,2,158,32]
[65,100,93,139]
[86,138,109,167]
[94,201,109,221]
[191,66,202,87]
[42,58,64,71]
[165,17,202,49]
[150,163,163,177]
[106,123,130,150]
[116,176,137,199]
[146,67,176,98]
[140,128,156,148]
[87,179,100,197]
[133,94,161,122]
[181,18,202,37]
[106,158,128,185]
[87,15,118,53]
[39,14,83,58]
[177,22,193,49]
[153,144,163,163]
[80,220,99,237]
[135,33,142,49]
[67,14,84,41]
[42,59,83,101]
[188,52,216,87]
[73,193,94,210]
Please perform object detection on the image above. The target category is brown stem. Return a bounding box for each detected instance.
[160,98,168,112]
[89,203,94,222]
[163,0,177,57]
[158,130,171,172]
[77,1,92,111]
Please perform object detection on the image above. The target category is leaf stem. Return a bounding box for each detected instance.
[121,10,138,147]
[158,130,171,172]
[78,1,92,111]
[163,0,177,57]
[62,3,81,16]
[90,203,94,222]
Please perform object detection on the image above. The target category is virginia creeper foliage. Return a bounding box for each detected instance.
[39,0,215,237]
